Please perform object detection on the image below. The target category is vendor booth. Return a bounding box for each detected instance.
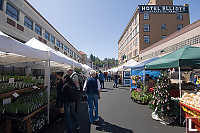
[128,58,160,105]
[121,59,139,86]
[0,31,86,133]
[129,57,160,90]
[145,46,200,126]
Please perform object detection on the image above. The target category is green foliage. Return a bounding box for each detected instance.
[131,90,153,104]
[89,54,118,68]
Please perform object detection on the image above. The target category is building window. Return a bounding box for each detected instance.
[60,43,63,49]
[66,47,69,53]
[64,45,68,51]
[0,0,3,10]
[161,24,166,30]
[35,24,42,35]
[136,26,139,33]
[162,35,166,39]
[56,40,60,47]
[144,35,150,44]
[144,13,149,20]
[144,24,150,32]
[50,35,55,44]
[177,14,183,20]
[177,24,183,30]
[6,3,19,21]
[24,16,33,30]
[44,31,50,41]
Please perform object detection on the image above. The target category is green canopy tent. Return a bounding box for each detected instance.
[145,46,200,124]
[145,46,200,70]
[145,46,200,97]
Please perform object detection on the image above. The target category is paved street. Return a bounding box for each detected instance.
[44,82,185,133]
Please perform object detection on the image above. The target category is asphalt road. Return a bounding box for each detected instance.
[44,82,186,133]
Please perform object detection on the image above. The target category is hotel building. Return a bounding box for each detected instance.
[118,0,190,64]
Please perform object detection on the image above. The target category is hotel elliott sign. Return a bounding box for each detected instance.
[139,5,189,14]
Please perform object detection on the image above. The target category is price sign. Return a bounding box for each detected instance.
[9,78,15,83]
[12,92,19,98]
[33,86,38,89]
[3,98,11,105]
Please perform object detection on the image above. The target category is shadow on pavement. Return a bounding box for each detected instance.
[79,102,91,133]
[101,90,109,92]
[94,117,134,133]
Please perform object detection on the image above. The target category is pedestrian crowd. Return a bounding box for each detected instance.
[53,68,120,133]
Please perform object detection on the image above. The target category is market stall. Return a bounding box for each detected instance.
[0,31,77,133]
[120,59,139,86]
[145,46,200,125]
[129,58,160,104]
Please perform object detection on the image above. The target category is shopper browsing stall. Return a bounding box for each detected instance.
[83,70,101,124]
[62,67,80,133]
[98,71,105,89]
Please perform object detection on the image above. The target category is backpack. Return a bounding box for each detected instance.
[71,72,84,92]
[62,75,81,103]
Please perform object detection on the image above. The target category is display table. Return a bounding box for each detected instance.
[5,100,56,133]
[180,101,200,130]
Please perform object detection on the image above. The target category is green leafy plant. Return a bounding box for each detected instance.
[131,89,153,104]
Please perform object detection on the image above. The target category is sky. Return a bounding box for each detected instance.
[27,0,199,60]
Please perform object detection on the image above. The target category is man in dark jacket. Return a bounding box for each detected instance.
[62,67,80,133]
[83,70,101,124]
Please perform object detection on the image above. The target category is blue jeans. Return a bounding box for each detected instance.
[114,79,118,87]
[64,102,79,133]
[87,94,99,123]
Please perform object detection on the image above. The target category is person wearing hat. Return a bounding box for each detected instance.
[83,70,101,124]
[62,67,80,133]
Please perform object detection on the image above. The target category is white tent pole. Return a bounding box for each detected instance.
[45,51,51,124]
[143,70,145,89]
[179,66,182,125]
[47,59,50,124]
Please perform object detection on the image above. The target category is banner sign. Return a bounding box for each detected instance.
[139,5,189,14]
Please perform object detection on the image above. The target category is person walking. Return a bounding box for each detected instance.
[62,67,80,133]
[108,71,111,82]
[98,71,105,89]
[104,72,108,82]
[83,70,101,124]
[113,72,119,88]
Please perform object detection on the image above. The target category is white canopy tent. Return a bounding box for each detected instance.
[107,59,139,73]
[0,32,48,62]
[81,64,93,77]
[107,67,118,73]
[0,31,89,125]
[25,38,75,67]
[121,59,139,71]
[0,31,53,123]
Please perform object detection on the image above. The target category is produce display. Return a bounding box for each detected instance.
[180,92,200,108]
[15,110,48,133]
[131,89,152,104]
[3,90,48,116]
[0,76,44,94]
